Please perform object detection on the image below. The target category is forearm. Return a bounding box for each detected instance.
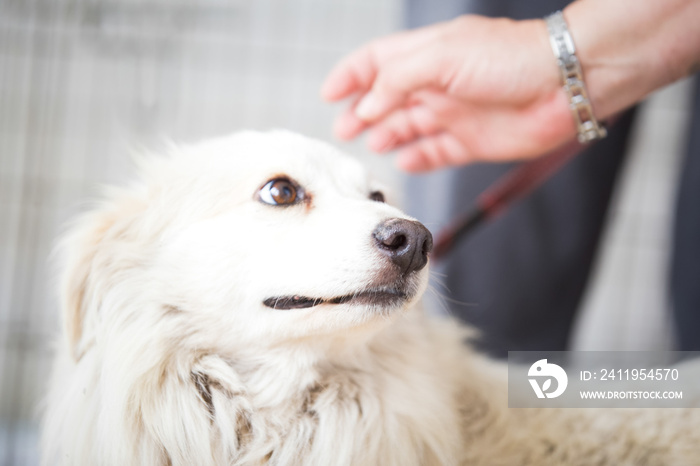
[564,0,700,119]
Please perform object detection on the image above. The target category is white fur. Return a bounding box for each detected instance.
[42,131,699,465]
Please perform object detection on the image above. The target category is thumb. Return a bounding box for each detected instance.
[355,45,453,122]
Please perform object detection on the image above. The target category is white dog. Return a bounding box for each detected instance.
[42,131,699,465]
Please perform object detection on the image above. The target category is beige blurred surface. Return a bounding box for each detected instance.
[571,78,695,352]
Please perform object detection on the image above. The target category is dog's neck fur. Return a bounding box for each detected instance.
[44,304,700,466]
[45,306,469,465]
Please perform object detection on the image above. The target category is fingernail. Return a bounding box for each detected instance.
[320,73,350,101]
[320,81,334,101]
[355,93,382,120]
[334,113,365,140]
[369,131,398,153]
[397,149,428,172]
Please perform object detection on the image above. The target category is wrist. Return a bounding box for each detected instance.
[528,18,563,94]
[562,0,700,119]
[561,2,632,120]
[545,11,607,143]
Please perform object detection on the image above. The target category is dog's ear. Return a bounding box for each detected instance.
[60,197,146,361]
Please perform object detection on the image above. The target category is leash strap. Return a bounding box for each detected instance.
[431,118,618,261]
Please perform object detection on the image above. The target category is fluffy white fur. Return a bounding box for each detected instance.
[42,131,699,465]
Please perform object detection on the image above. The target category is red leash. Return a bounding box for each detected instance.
[431,130,612,261]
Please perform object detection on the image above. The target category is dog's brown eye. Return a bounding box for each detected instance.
[369,191,385,203]
[259,178,301,206]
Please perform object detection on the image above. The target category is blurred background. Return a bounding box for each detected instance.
[0,0,695,464]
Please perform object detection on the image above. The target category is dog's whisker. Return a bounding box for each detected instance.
[424,284,454,318]
[428,269,448,279]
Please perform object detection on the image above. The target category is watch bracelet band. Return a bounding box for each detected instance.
[545,11,607,143]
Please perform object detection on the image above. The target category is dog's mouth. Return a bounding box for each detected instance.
[263,288,408,310]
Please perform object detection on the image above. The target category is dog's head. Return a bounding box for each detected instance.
[61,131,432,359]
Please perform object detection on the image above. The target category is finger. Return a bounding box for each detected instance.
[321,47,378,102]
[333,95,371,140]
[366,88,466,152]
[353,43,456,123]
[320,26,444,102]
[396,133,471,172]
[334,109,369,140]
[366,105,440,153]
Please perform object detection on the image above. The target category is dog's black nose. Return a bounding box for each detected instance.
[373,218,433,274]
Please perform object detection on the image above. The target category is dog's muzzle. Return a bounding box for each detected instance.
[262,218,432,311]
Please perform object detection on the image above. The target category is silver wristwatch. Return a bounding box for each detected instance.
[545,11,607,143]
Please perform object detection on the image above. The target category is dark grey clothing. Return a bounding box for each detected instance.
[404,0,699,356]
[671,77,700,351]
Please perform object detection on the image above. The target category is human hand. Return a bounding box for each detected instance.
[321,15,577,172]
